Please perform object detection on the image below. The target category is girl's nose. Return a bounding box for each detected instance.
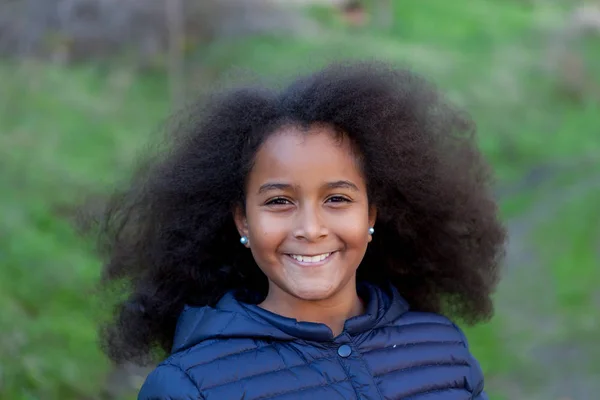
[293,205,328,242]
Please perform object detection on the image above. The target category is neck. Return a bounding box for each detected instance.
[258,282,365,336]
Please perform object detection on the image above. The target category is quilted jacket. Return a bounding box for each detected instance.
[138,282,487,399]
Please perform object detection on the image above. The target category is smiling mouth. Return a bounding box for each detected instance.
[286,252,335,264]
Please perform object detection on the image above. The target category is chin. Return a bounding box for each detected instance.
[290,285,337,301]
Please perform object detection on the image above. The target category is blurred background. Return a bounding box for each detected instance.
[1,0,599,399]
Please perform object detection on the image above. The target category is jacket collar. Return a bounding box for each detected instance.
[172,281,409,353]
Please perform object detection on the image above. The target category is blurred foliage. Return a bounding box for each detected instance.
[0,0,319,67]
[1,1,599,399]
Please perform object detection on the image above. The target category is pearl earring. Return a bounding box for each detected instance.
[240,236,249,245]
[368,227,375,235]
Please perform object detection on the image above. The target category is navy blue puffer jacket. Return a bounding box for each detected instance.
[139,283,487,399]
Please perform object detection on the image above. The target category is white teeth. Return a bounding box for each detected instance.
[290,253,331,263]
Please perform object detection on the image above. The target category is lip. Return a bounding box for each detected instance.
[284,251,337,267]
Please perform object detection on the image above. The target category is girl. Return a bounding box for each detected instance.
[98,61,506,399]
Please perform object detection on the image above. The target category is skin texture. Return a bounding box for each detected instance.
[234,125,376,335]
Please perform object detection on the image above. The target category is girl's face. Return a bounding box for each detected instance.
[234,124,376,305]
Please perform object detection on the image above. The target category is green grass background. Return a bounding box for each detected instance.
[1,1,599,399]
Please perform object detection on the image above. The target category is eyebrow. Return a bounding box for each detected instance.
[257,180,359,194]
[257,183,294,194]
[325,180,359,191]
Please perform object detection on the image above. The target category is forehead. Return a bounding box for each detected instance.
[248,125,365,188]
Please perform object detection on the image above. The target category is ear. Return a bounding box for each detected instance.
[368,205,377,243]
[233,203,249,243]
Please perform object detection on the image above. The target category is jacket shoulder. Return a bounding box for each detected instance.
[394,310,475,343]
[138,361,202,400]
[394,311,487,396]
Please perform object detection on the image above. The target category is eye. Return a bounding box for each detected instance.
[326,196,351,203]
[265,197,292,206]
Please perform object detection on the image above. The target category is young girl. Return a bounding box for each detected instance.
[98,61,506,399]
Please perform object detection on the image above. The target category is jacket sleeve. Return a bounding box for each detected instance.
[451,323,488,400]
[138,362,202,400]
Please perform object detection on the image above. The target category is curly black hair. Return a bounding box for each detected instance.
[96,61,506,364]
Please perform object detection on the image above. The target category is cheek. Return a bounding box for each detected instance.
[247,213,288,251]
[329,209,370,243]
